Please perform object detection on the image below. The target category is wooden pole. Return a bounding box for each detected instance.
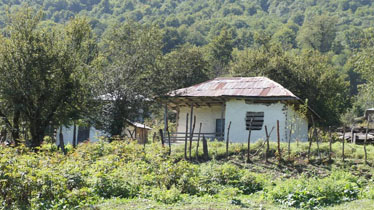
[226,121,232,159]
[159,129,164,147]
[315,129,321,162]
[189,115,196,159]
[196,123,202,160]
[220,103,225,141]
[328,126,332,162]
[72,122,77,148]
[364,116,369,164]
[247,119,253,163]
[265,126,269,162]
[276,120,281,162]
[342,125,345,162]
[152,132,156,143]
[202,135,208,160]
[59,127,66,155]
[307,116,315,162]
[164,103,168,140]
[288,123,292,160]
[184,113,189,160]
[167,129,171,155]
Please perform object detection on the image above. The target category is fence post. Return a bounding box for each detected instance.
[288,124,292,160]
[276,120,281,162]
[342,125,345,162]
[264,126,274,163]
[202,135,208,160]
[247,119,253,163]
[189,115,196,159]
[159,129,164,147]
[184,113,189,160]
[196,123,202,160]
[364,116,369,164]
[226,121,232,159]
[315,129,321,162]
[328,126,332,162]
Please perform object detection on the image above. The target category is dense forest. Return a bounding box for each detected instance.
[1,1,374,146]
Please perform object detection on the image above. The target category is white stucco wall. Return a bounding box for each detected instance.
[177,105,224,139]
[285,105,309,142]
[225,99,288,143]
[57,126,106,145]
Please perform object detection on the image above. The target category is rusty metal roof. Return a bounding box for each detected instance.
[169,77,299,99]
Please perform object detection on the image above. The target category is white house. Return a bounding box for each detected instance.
[57,121,151,145]
[164,77,317,143]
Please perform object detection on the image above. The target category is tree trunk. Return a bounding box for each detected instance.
[72,123,77,148]
[159,129,164,147]
[59,127,66,155]
[11,110,20,146]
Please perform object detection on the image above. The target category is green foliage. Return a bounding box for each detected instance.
[267,171,360,208]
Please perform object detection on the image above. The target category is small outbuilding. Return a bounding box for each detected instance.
[163,77,317,143]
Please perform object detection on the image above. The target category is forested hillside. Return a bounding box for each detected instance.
[1,1,374,146]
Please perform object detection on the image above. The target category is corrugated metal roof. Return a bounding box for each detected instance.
[169,77,299,99]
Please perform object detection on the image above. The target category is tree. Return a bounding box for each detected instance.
[207,28,234,76]
[0,8,96,147]
[297,15,338,53]
[163,44,209,89]
[95,22,165,136]
[229,44,349,126]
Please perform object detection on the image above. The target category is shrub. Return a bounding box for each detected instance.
[267,171,360,208]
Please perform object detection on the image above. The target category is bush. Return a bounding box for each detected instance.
[267,171,360,208]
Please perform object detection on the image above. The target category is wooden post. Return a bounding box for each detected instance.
[265,126,269,162]
[247,119,253,163]
[220,103,225,141]
[202,135,209,160]
[226,121,232,158]
[328,126,332,162]
[167,129,171,155]
[288,124,292,160]
[189,115,196,159]
[315,129,321,162]
[364,116,369,164]
[72,123,77,148]
[143,124,146,148]
[276,120,281,162]
[159,129,164,147]
[307,116,316,162]
[59,127,66,155]
[196,123,202,160]
[264,126,274,163]
[184,113,189,160]
[152,132,156,143]
[342,125,345,162]
[164,103,168,140]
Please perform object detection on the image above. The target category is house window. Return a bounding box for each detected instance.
[77,126,90,143]
[216,119,225,136]
[246,112,264,130]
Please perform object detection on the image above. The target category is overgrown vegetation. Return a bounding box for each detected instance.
[1,139,374,209]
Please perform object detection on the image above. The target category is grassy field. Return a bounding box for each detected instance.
[1,139,374,209]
